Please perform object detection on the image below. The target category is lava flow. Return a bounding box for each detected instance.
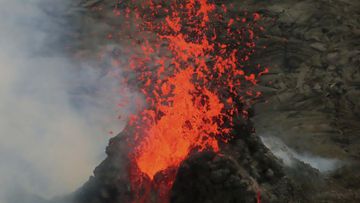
[113,0,266,202]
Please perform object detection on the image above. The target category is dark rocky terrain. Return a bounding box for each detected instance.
[249,0,360,201]
[73,124,304,203]
[54,0,360,202]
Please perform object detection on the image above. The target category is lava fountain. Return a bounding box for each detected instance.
[112,0,266,202]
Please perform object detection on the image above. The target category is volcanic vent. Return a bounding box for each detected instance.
[74,0,298,203]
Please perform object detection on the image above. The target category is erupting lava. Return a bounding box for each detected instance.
[135,68,224,179]
[112,0,266,201]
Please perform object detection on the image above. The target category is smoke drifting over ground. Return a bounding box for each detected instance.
[0,0,132,202]
[260,135,341,173]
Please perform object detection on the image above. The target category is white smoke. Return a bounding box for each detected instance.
[0,0,134,202]
[260,135,342,173]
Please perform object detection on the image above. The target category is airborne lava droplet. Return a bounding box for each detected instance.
[114,0,266,202]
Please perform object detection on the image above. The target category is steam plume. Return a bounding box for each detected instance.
[0,0,133,202]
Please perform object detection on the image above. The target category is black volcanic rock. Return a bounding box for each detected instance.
[73,131,132,203]
[171,151,259,203]
[71,121,302,203]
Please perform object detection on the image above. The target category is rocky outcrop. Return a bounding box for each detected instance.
[72,123,302,203]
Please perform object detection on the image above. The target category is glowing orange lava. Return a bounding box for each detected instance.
[112,0,266,202]
[136,68,224,178]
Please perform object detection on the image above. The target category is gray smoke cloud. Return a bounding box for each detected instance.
[0,0,135,202]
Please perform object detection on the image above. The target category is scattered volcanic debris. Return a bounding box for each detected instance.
[71,1,300,203]
[114,0,268,201]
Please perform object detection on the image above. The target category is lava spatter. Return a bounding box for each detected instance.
[112,0,266,202]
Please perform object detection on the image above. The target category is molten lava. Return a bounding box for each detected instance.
[136,68,224,178]
[112,0,266,202]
